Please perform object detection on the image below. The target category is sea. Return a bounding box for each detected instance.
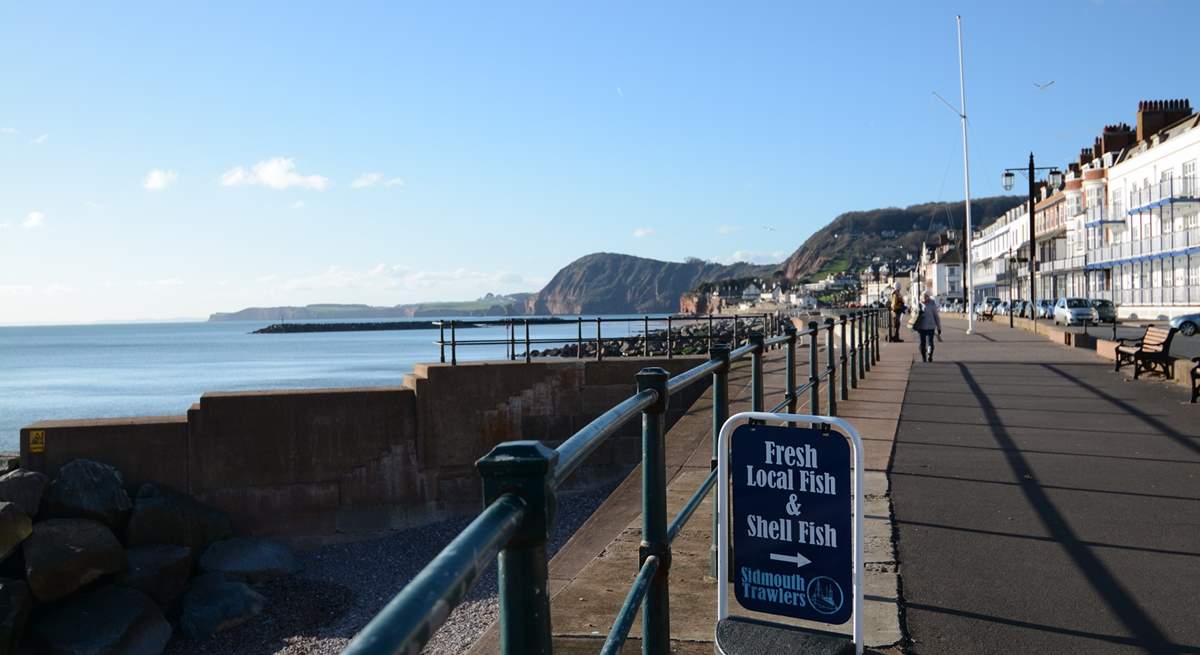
[0,316,676,452]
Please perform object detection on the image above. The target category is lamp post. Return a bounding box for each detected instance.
[1001,153,1063,328]
[1006,246,1028,329]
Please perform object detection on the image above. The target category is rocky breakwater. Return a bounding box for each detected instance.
[0,459,299,655]
[525,316,768,360]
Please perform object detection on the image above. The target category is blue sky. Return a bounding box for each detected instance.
[2,1,1197,323]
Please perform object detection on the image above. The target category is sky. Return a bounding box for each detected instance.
[3,0,1198,324]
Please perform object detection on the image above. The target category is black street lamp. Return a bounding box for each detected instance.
[1006,246,1028,329]
[1001,153,1062,325]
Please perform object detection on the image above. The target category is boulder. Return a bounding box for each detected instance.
[178,573,265,640]
[42,459,132,529]
[0,470,49,518]
[199,537,299,583]
[0,504,31,562]
[0,579,31,655]
[126,483,232,556]
[33,585,170,655]
[23,519,127,602]
[114,544,192,608]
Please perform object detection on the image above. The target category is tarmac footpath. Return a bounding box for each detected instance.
[891,317,1200,654]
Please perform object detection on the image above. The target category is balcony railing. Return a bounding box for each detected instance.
[1112,286,1200,307]
[1088,227,1200,265]
[1127,175,1200,214]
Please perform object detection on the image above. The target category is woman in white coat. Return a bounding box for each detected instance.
[914,292,942,362]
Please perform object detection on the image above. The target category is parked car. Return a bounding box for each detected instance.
[1090,299,1117,323]
[996,301,1010,316]
[1053,297,1094,326]
[1036,299,1054,319]
[1169,312,1199,337]
[1015,300,1030,318]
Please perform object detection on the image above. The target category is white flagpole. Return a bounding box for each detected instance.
[957,15,975,335]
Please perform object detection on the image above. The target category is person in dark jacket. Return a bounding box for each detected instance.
[914,292,942,362]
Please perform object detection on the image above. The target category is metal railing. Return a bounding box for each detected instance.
[343,308,886,655]
[433,313,802,365]
[1127,175,1199,213]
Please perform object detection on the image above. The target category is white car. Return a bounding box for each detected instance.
[1053,298,1094,326]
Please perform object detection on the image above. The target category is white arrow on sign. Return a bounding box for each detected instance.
[769,552,812,568]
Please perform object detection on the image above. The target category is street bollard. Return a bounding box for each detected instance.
[825,318,837,415]
[708,344,730,576]
[839,314,849,401]
[807,321,820,416]
[749,333,764,412]
[637,368,671,655]
[476,441,557,655]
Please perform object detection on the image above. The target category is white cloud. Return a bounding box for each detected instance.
[717,224,738,235]
[632,227,655,238]
[351,173,383,189]
[220,157,329,190]
[136,277,183,288]
[21,211,45,229]
[143,169,178,191]
[29,134,48,145]
[83,201,105,210]
[719,250,784,265]
[351,172,404,189]
[0,128,17,136]
[292,201,305,209]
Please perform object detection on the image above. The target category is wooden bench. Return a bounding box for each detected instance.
[1115,326,1177,380]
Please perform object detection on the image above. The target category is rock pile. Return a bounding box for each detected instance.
[0,459,299,654]
[527,317,769,359]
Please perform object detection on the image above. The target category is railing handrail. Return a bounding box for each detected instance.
[344,309,886,655]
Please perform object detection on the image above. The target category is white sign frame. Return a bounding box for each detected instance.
[715,411,864,655]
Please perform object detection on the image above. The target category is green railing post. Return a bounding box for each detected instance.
[874,310,881,364]
[596,317,603,362]
[637,368,671,655]
[825,317,837,415]
[707,314,714,351]
[839,314,849,401]
[749,332,764,412]
[784,325,798,415]
[708,343,730,576]
[733,315,739,348]
[667,315,673,359]
[439,321,446,364]
[525,320,531,364]
[849,313,858,390]
[644,316,650,357]
[807,321,820,415]
[476,441,558,655]
[862,311,871,374]
[577,317,583,360]
[451,320,458,366]
[857,312,867,380]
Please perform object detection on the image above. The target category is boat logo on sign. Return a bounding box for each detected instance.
[731,423,852,625]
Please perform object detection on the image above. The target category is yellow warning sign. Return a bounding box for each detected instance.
[29,430,45,453]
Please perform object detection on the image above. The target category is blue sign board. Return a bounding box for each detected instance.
[731,423,852,625]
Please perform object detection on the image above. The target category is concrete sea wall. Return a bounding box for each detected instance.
[20,357,708,539]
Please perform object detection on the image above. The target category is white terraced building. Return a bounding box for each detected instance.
[970,99,1200,320]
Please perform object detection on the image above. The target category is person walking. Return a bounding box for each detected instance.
[914,291,942,362]
[889,287,906,342]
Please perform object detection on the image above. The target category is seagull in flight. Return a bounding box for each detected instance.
[1034,80,1056,91]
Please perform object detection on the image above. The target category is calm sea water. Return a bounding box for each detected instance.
[0,317,671,451]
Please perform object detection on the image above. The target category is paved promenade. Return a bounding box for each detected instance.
[892,318,1200,654]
